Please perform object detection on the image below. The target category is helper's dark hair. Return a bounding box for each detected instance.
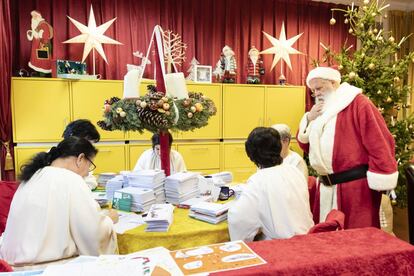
[62,119,100,142]
[151,133,173,149]
[19,136,98,182]
[245,127,283,169]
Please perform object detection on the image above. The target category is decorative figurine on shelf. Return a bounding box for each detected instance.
[246,46,265,84]
[27,10,54,75]
[213,45,237,83]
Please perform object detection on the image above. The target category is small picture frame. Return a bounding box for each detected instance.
[195,65,212,83]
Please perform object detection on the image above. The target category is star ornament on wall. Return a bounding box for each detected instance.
[63,5,122,63]
[260,22,303,71]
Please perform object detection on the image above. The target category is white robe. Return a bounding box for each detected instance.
[133,149,187,174]
[0,167,117,265]
[284,150,308,179]
[228,164,314,242]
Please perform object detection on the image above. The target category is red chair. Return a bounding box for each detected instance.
[0,181,19,235]
[0,259,13,272]
[308,209,345,234]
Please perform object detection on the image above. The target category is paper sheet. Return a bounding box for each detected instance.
[114,212,146,234]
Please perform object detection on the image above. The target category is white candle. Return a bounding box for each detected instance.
[123,68,141,98]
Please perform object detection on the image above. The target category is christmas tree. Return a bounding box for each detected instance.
[318,0,414,207]
[186,57,200,81]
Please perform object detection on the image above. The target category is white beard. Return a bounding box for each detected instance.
[31,17,42,32]
[320,90,336,112]
[250,56,258,65]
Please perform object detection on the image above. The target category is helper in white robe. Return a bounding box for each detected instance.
[133,149,186,174]
[228,164,314,241]
[284,150,309,179]
[0,166,117,265]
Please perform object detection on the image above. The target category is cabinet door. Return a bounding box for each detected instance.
[72,80,125,141]
[94,144,127,174]
[223,85,265,139]
[12,79,71,142]
[176,143,220,170]
[223,142,255,169]
[265,86,305,135]
[128,144,152,170]
[14,146,52,176]
[225,167,257,183]
[290,140,304,156]
[178,84,222,139]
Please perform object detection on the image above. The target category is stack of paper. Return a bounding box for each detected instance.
[208,171,233,184]
[165,172,200,204]
[145,204,175,232]
[118,187,156,213]
[92,191,108,207]
[97,172,117,188]
[114,211,146,234]
[106,175,124,201]
[189,202,233,224]
[127,170,166,203]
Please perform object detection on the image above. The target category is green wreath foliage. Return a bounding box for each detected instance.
[97,85,217,133]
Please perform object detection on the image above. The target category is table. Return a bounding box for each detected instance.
[117,207,230,254]
[215,227,414,275]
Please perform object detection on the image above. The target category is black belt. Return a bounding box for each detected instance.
[319,165,369,186]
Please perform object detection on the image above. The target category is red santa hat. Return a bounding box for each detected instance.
[306,67,341,87]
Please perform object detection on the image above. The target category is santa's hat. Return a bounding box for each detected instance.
[306,67,341,87]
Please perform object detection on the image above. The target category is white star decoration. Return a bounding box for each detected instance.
[63,5,122,64]
[260,22,303,71]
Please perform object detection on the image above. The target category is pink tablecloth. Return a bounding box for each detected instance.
[217,227,414,275]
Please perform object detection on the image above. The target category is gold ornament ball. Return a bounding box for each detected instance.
[163,102,170,110]
[368,30,373,35]
[363,0,369,4]
[386,97,392,103]
[165,111,171,116]
[116,107,123,114]
[409,124,413,129]
[120,111,126,118]
[329,18,336,25]
[161,97,168,102]
[372,12,376,17]
[378,36,383,41]
[360,23,364,28]
[389,36,395,43]
[349,72,356,79]
[157,99,164,107]
[190,106,197,113]
[338,65,343,70]
[368,63,375,70]
[135,99,142,106]
[363,6,367,11]
[377,90,382,94]
[384,13,388,19]
[157,108,166,114]
[373,28,378,34]
[394,76,400,83]
[195,102,203,112]
[348,28,353,34]
[187,112,194,118]
[140,101,147,108]
[344,18,349,24]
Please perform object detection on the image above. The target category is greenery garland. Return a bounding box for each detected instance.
[97,85,217,133]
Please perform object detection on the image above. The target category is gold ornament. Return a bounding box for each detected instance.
[363,0,369,4]
[163,103,170,110]
[344,18,349,24]
[384,13,388,19]
[363,6,367,11]
[377,90,381,94]
[389,36,395,43]
[116,107,123,114]
[372,12,376,17]
[349,72,356,79]
[135,99,141,106]
[409,124,413,129]
[338,65,343,70]
[157,99,164,107]
[140,101,147,108]
[157,108,166,114]
[360,23,364,28]
[120,111,126,117]
[368,63,375,70]
[195,103,203,112]
[161,97,168,102]
[190,106,197,113]
[373,28,378,34]
[386,97,392,103]
[165,111,171,116]
[394,76,400,83]
[330,18,336,25]
[187,112,194,118]
[377,36,383,41]
[349,28,353,34]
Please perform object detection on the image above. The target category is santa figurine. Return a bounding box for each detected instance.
[297,67,398,229]
[213,45,237,83]
[246,46,264,84]
[26,10,53,74]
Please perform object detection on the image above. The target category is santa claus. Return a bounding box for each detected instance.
[246,46,264,84]
[297,67,398,229]
[26,10,53,74]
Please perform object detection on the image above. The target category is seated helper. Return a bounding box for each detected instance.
[0,137,118,265]
[133,133,186,174]
[228,127,314,242]
[62,119,101,190]
[272,124,308,179]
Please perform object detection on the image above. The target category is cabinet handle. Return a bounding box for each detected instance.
[99,150,112,153]
[190,147,209,151]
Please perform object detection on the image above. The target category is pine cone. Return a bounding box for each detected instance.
[97,120,112,131]
[147,85,157,93]
[109,97,121,105]
[137,108,169,128]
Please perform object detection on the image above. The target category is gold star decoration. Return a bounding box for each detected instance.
[63,5,122,64]
[260,22,303,71]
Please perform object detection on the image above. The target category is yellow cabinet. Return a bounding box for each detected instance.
[177,83,222,139]
[223,142,254,168]
[265,86,305,135]
[226,167,257,183]
[290,139,304,156]
[71,80,125,141]
[14,146,52,176]
[176,143,220,170]
[223,85,265,139]
[12,78,71,142]
[128,144,152,170]
[94,144,127,174]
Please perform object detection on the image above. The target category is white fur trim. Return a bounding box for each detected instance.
[28,62,51,73]
[367,170,398,191]
[297,112,311,144]
[306,67,341,87]
[319,181,338,223]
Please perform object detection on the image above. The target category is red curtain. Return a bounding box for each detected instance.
[2,0,355,180]
[0,0,13,180]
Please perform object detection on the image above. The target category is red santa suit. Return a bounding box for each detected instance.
[297,81,398,229]
[27,18,53,73]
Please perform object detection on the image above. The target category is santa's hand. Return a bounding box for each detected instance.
[26,30,33,40]
[38,29,44,38]
[307,102,324,122]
